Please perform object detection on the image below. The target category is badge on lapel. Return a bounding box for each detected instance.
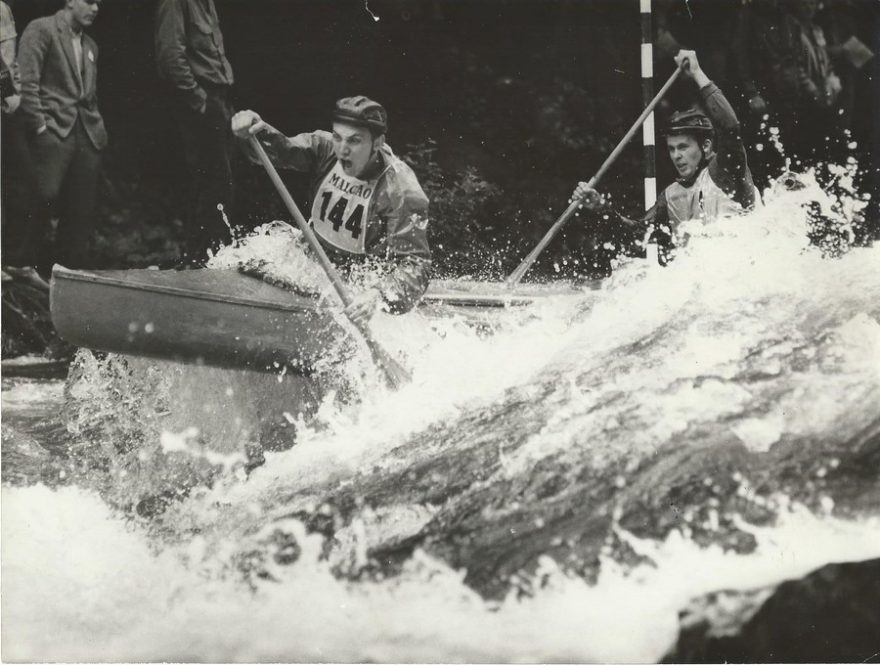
[88,50,94,63]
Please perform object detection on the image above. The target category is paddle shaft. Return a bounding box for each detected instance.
[505,66,682,286]
[249,136,410,388]
[250,138,355,307]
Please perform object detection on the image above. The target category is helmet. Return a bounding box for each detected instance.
[665,107,713,137]
[332,96,388,134]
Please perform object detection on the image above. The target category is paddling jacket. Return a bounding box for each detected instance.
[251,128,431,314]
[608,83,759,255]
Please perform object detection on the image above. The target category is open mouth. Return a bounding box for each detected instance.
[340,159,352,171]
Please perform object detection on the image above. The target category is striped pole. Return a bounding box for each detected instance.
[640,0,656,210]
[640,0,659,264]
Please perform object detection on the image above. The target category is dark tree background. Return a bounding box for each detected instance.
[6,0,880,278]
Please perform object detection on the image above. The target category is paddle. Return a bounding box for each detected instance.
[248,136,411,390]
[505,66,683,287]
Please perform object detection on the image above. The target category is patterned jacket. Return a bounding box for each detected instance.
[253,127,431,313]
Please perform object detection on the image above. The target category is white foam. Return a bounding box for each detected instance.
[3,485,879,662]
[4,167,880,661]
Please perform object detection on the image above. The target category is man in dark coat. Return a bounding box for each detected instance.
[155,0,235,266]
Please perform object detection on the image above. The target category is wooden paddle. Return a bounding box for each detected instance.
[505,66,683,287]
[248,136,411,390]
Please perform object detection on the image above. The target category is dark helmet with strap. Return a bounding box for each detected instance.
[665,107,714,137]
[332,96,388,134]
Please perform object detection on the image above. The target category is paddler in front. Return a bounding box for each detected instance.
[572,50,761,262]
[231,96,431,326]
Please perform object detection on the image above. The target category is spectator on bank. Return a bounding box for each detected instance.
[817,0,874,132]
[734,0,784,118]
[655,0,742,96]
[155,0,235,267]
[2,0,32,268]
[736,0,847,167]
[773,0,842,163]
[1,1,18,97]
[732,0,787,184]
[18,0,107,271]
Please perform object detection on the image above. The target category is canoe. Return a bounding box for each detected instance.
[1,356,70,379]
[50,266,590,374]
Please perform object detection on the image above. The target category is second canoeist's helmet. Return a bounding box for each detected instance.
[665,107,714,137]
[332,96,388,134]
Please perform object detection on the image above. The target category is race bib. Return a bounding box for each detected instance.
[309,162,377,254]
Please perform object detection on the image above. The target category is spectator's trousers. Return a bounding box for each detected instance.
[29,115,102,270]
[1,110,41,268]
[173,84,235,265]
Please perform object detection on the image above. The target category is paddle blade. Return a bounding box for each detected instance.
[365,337,412,390]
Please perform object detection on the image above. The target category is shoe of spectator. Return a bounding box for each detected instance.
[3,266,50,292]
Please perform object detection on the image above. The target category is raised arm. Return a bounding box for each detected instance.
[231,110,333,172]
[571,182,671,248]
[675,50,754,208]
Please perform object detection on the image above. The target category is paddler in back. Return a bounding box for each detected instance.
[572,50,761,261]
[231,96,431,325]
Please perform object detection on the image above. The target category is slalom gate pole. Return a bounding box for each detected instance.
[640,0,660,265]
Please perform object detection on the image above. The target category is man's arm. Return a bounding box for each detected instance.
[773,17,837,109]
[17,21,49,133]
[377,183,432,314]
[231,110,332,173]
[701,82,758,209]
[155,0,205,112]
[701,83,750,187]
[675,50,755,210]
[0,57,13,99]
[572,184,672,256]
[256,130,326,173]
[572,182,675,264]
[573,184,665,230]
[0,3,18,91]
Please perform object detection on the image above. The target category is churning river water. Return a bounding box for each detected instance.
[2,167,879,662]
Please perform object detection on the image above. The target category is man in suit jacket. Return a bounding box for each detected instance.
[18,0,107,270]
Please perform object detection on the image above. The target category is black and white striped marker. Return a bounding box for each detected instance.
[640,0,657,210]
[640,0,660,264]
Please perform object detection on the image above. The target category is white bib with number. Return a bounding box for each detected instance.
[309,162,378,254]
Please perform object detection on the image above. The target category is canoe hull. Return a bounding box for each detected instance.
[50,267,341,373]
[50,266,593,373]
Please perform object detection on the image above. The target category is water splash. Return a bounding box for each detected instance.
[3,484,879,662]
[3,167,879,661]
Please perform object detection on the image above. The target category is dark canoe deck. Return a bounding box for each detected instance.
[50,266,594,373]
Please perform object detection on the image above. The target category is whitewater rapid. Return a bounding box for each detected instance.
[2,167,879,662]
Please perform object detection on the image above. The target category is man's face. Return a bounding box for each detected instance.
[67,0,100,30]
[666,133,706,180]
[332,122,381,178]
